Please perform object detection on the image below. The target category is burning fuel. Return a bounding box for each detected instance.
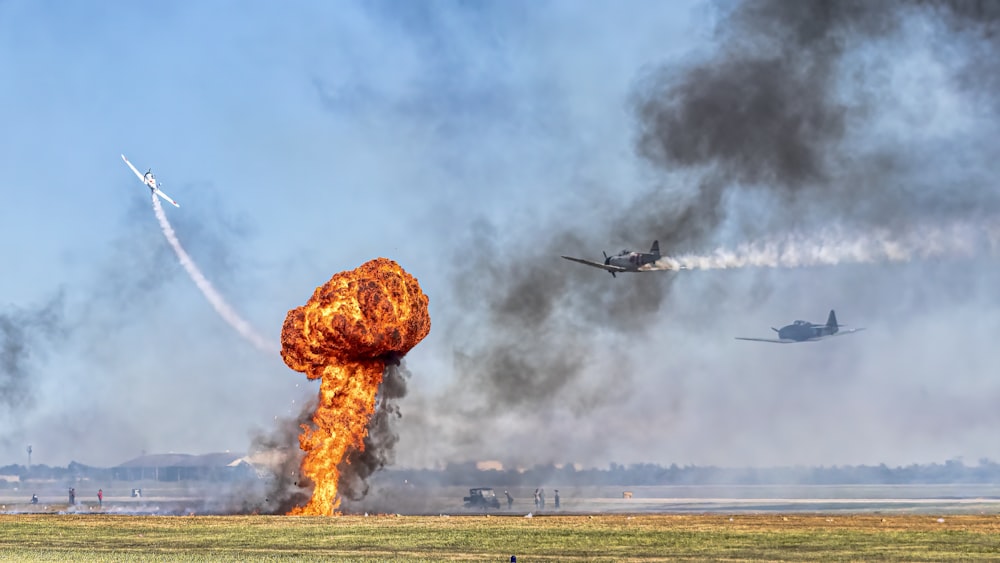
[280,258,430,515]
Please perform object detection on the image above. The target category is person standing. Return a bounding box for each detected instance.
[504,490,513,509]
[68,487,75,505]
[554,489,560,509]
[97,489,103,507]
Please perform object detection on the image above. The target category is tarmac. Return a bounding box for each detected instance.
[5,483,1000,515]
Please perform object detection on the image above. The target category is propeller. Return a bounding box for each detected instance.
[602,251,617,277]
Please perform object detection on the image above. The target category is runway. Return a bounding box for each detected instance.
[4,483,1000,515]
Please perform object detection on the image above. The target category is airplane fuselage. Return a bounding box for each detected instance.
[776,320,837,342]
[736,310,860,344]
[606,251,658,271]
[561,240,662,277]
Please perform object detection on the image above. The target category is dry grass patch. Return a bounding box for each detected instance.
[1,513,999,561]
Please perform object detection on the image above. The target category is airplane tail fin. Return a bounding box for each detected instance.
[827,310,839,332]
[650,240,660,257]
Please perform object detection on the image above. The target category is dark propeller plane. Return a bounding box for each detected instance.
[735,310,864,343]
[561,240,664,277]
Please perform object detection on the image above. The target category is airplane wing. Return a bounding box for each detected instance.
[737,328,865,343]
[121,154,145,182]
[561,256,628,273]
[154,188,180,208]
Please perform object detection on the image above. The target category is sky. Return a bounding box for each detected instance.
[2,0,1000,472]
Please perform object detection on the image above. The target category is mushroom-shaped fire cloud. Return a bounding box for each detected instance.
[280,258,430,515]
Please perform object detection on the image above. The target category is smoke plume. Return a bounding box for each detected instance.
[245,400,312,515]
[247,362,412,514]
[436,0,1000,465]
[658,218,1000,270]
[151,194,276,353]
[0,295,65,424]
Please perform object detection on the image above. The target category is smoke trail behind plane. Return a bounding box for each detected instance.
[657,219,1000,271]
[151,194,276,353]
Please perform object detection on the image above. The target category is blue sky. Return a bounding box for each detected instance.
[4,0,1000,471]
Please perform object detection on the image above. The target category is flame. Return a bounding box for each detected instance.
[280,258,430,515]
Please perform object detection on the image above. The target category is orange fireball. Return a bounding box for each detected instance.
[281,258,430,515]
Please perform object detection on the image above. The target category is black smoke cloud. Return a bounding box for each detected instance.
[254,361,412,513]
[0,294,65,418]
[634,0,1000,229]
[339,361,410,506]
[245,397,311,514]
[446,223,664,417]
[0,183,276,469]
[442,0,1000,438]
[635,1,913,228]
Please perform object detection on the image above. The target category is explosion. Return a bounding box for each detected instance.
[280,258,430,515]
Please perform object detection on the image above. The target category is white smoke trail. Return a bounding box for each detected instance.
[656,219,1000,271]
[151,194,278,353]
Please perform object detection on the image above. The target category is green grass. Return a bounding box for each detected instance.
[1,514,1000,561]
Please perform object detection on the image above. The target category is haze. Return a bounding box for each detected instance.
[2,0,999,473]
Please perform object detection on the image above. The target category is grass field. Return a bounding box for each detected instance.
[2,513,1000,561]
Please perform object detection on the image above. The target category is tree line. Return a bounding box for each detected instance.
[377,458,1000,487]
[3,458,999,487]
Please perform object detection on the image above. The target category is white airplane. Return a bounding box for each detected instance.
[121,154,180,207]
